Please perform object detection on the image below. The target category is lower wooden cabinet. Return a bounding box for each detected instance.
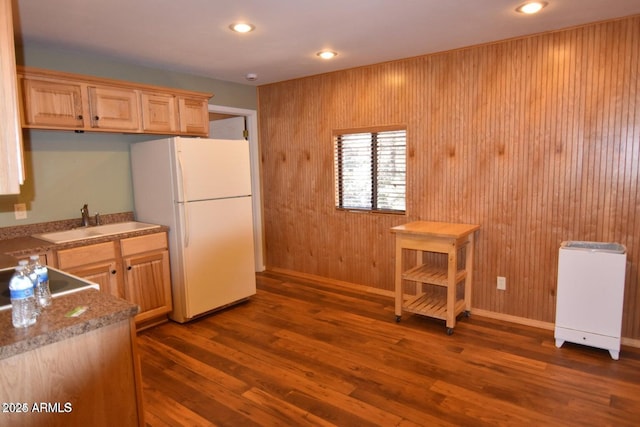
[121,233,172,328]
[0,316,144,427]
[16,249,56,267]
[55,232,172,329]
[56,241,120,297]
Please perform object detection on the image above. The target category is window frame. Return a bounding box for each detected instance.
[333,125,407,215]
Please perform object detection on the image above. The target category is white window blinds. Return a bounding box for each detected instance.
[334,129,406,213]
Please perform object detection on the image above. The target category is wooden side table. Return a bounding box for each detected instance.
[391,221,480,334]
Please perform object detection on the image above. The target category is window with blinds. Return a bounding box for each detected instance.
[334,128,406,213]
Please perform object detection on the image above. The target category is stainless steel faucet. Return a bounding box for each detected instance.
[80,204,90,227]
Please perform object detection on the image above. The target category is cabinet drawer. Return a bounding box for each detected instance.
[16,251,55,267]
[121,232,167,257]
[57,241,117,269]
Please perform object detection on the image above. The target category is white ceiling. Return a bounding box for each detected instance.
[12,0,640,86]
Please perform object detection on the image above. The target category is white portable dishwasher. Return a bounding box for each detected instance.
[554,241,627,360]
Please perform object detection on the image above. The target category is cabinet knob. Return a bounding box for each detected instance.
[111,270,116,274]
[78,115,83,120]
[127,266,132,271]
[94,116,100,121]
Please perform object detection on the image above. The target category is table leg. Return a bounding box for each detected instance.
[446,246,457,332]
[464,233,475,313]
[394,239,403,321]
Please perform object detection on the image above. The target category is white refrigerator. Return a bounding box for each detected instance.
[130,137,256,323]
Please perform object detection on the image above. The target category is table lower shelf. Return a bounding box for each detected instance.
[402,264,467,287]
[400,293,467,321]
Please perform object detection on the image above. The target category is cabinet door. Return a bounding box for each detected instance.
[123,250,172,323]
[20,77,84,129]
[0,0,24,195]
[87,85,141,131]
[56,242,120,297]
[178,96,209,136]
[64,261,120,297]
[141,92,178,133]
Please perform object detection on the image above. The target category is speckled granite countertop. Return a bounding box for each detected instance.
[0,287,138,360]
[0,237,53,268]
[0,227,168,258]
[0,212,168,269]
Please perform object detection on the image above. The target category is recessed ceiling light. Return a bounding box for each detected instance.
[317,50,338,60]
[515,1,548,14]
[229,23,255,33]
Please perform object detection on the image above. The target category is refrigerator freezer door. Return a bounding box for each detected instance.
[175,137,252,202]
[131,138,179,228]
[179,196,256,319]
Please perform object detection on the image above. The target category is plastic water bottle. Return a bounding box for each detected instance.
[28,255,52,308]
[19,259,40,317]
[9,265,38,328]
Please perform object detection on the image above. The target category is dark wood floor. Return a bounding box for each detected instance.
[137,271,640,426]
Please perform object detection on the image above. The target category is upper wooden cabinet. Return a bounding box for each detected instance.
[17,66,212,136]
[88,85,141,131]
[141,92,178,133]
[21,77,84,129]
[178,96,210,135]
[0,0,24,195]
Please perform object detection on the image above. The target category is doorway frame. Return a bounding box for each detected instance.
[208,104,265,272]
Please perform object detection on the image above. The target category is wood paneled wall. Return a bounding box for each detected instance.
[258,16,640,339]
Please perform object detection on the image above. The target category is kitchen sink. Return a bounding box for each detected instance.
[32,221,161,244]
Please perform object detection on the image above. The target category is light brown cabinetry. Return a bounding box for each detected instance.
[54,232,172,329]
[0,0,24,195]
[56,241,120,297]
[0,292,144,427]
[16,249,57,267]
[87,85,141,131]
[20,77,84,129]
[178,96,210,135]
[20,77,142,131]
[121,233,172,328]
[17,66,211,136]
[141,92,178,133]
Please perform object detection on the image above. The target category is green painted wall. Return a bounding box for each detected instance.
[0,42,257,227]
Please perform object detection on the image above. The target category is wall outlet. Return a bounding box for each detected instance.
[14,203,27,220]
[497,276,506,291]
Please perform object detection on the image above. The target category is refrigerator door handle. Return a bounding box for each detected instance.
[177,150,190,247]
